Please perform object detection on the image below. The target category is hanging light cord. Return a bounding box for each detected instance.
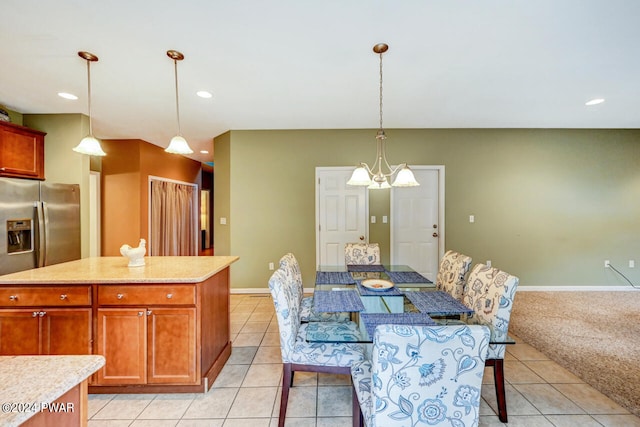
[173,58,182,136]
[86,59,93,136]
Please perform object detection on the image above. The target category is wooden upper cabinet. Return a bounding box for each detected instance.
[0,121,46,180]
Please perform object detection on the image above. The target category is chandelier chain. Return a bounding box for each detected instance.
[378,51,384,131]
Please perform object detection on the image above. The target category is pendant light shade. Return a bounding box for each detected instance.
[73,51,106,156]
[165,50,193,155]
[347,43,418,189]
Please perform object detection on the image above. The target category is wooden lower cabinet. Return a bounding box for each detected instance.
[96,308,147,385]
[0,308,91,355]
[96,307,197,385]
[147,307,197,384]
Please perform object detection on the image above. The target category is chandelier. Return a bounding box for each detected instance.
[165,50,194,154]
[347,43,418,189]
[73,51,106,156]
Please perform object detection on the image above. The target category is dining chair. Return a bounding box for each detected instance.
[462,263,519,423]
[268,267,366,427]
[279,252,349,322]
[344,242,381,265]
[435,250,473,301]
[351,324,490,427]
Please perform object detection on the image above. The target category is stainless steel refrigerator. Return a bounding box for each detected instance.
[0,177,80,275]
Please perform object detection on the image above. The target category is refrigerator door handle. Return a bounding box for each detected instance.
[36,201,47,268]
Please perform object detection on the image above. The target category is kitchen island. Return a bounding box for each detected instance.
[0,355,105,427]
[0,256,239,394]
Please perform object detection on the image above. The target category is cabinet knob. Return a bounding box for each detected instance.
[9,295,18,301]
[138,311,144,317]
[166,293,173,299]
[39,311,46,317]
[117,293,124,300]
[60,294,68,300]
[147,310,152,316]
[32,311,38,317]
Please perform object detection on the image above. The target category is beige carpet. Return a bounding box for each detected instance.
[509,291,640,417]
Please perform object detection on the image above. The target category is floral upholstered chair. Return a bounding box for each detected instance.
[344,243,381,265]
[351,324,490,427]
[268,267,365,427]
[279,253,349,323]
[462,263,519,423]
[435,250,473,301]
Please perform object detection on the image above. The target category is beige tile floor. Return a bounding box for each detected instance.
[88,294,640,427]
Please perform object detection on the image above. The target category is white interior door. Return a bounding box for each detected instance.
[391,166,444,281]
[316,167,368,266]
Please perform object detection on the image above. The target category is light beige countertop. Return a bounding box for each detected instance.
[0,355,105,427]
[0,256,239,285]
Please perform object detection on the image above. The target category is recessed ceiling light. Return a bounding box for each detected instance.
[58,92,78,100]
[585,98,605,106]
[196,91,212,99]
[200,150,209,154]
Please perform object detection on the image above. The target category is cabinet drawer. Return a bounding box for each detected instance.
[0,286,91,307]
[98,285,196,306]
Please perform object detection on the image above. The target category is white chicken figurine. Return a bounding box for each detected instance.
[120,238,147,267]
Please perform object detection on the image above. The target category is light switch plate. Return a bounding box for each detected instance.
[469,215,475,223]
[382,216,388,223]
[220,217,227,225]
[371,216,376,224]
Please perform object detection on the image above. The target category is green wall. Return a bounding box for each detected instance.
[215,128,640,290]
[23,114,94,258]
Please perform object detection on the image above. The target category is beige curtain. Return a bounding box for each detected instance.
[151,180,196,256]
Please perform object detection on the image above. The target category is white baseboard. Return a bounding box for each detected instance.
[518,285,639,291]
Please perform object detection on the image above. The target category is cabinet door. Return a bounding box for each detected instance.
[0,123,45,179]
[41,308,92,355]
[147,307,197,384]
[96,308,147,385]
[0,310,40,355]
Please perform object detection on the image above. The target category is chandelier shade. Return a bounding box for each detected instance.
[165,50,194,155]
[347,43,418,189]
[73,51,106,156]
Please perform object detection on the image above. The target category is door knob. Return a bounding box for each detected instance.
[359,235,365,241]
[432,232,439,238]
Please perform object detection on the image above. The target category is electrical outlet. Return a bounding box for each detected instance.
[268,262,274,270]
[630,260,635,268]
[604,260,610,268]
[486,260,491,267]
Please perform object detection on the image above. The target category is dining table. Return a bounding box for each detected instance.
[309,264,515,425]
[308,264,514,347]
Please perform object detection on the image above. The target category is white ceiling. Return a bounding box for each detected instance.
[1,0,639,163]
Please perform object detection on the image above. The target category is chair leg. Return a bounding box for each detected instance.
[352,385,363,427]
[490,359,508,423]
[279,363,292,427]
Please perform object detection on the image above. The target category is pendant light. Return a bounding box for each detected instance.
[347,43,418,189]
[165,50,193,154]
[73,51,106,156]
